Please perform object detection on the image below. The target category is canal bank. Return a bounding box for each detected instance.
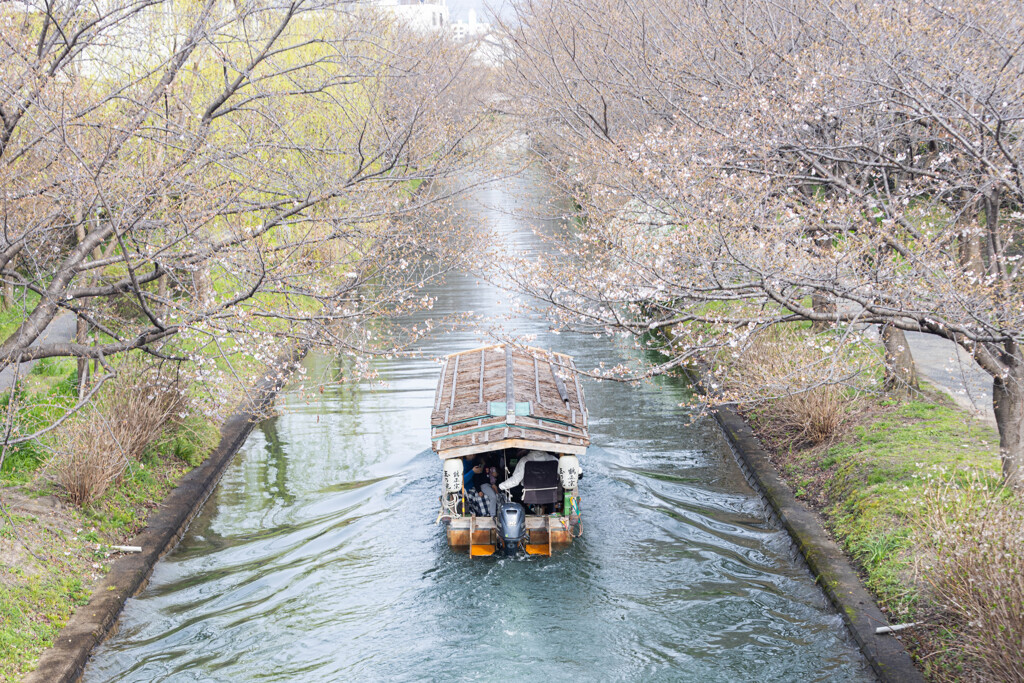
[710,404,922,683]
[25,346,308,683]
[745,387,1012,682]
[679,340,1013,682]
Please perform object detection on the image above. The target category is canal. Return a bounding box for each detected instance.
[83,163,873,681]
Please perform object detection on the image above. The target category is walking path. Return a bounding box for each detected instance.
[0,313,76,392]
[904,331,996,427]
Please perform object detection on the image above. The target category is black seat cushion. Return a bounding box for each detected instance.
[522,460,561,505]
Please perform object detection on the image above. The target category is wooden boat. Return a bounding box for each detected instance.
[432,344,589,556]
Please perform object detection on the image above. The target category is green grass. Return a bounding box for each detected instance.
[83,458,184,538]
[0,567,89,680]
[0,290,41,343]
[29,357,74,378]
[144,415,221,467]
[784,393,1000,619]
[0,368,80,485]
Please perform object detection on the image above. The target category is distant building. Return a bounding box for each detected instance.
[451,8,489,42]
[377,0,450,32]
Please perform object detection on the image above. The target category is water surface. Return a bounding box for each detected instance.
[84,166,872,682]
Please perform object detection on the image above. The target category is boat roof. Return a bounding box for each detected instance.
[431,344,590,460]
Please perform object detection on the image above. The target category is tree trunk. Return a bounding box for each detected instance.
[811,291,836,332]
[881,324,918,395]
[157,273,168,317]
[76,317,89,399]
[959,230,985,276]
[74,215,91,397]
[993,350,1023,489]
[194,266,213,309]
[0,279,12,311]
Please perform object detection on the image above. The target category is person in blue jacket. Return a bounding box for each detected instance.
[463,457,497,516]
[463,458,483,490]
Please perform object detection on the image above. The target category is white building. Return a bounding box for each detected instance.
[377,0,450,32]
[451,8,489,42]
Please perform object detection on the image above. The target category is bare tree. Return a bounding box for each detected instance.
[0,0,490,441]
[498,0,1024,485]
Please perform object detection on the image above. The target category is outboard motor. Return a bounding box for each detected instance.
[495,502,526,555]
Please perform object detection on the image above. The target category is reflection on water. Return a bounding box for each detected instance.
[84,165,872,682]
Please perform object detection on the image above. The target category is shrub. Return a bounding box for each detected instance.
[51,420,131,505]
[917,477,1024,682]
[97,373,186,462]
[51,363,187,505]
[760,383,846,446]
[720,326,863,446]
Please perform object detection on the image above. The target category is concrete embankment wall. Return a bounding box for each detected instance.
[711,404,923,683]
[27,347,307,683]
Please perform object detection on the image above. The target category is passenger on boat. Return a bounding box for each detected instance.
[464,458,498,516]
[499,451,566,491]
[463,458,482,489]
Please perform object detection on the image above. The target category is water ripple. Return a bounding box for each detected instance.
[83,165,871,683]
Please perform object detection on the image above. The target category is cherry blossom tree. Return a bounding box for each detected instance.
[0,0,490,436]
[498,0,1024,485]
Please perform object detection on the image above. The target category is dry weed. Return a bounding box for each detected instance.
[917,477,1024,682]
[51,419,131,506]
[721,327,858,446]
[98,373,186,461]
[763,385,846,446]
[51,364,186,505]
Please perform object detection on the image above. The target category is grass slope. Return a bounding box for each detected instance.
[751,386,1003,680]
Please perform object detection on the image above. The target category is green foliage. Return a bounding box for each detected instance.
[85,467,154,535]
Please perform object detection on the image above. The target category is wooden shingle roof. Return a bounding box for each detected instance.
[430,344,590,459]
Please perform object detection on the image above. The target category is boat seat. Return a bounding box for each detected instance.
[521,460,561,505]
